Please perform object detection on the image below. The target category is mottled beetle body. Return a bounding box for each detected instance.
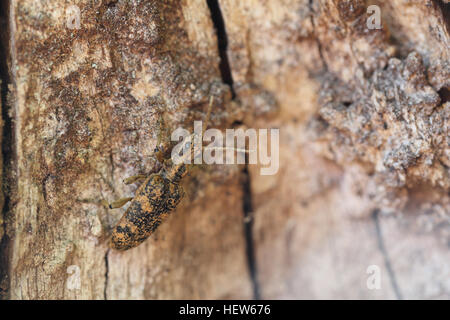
[110,160,187,250]
[109,98,212,251]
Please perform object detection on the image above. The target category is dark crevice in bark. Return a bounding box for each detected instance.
[438,87,450,104]
[104,249,110,300]
[242,165,260,300]
[433,0,450,33]
[0,0,12,300]
[207,0,259,299]
[206,0,236,99]
[372,209,403,300]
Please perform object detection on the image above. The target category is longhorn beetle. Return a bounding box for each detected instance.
[106,97,248,250]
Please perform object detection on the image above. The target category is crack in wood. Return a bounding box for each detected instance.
[103,248,110,300]
[206,0,236,99]
[242,165,260,300]
[206,0,260,299]
[373,209,403,300]
[0,0,12,301]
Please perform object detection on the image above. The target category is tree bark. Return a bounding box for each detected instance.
[0,0,449,299]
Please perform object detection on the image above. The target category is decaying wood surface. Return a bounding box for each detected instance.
[0,0,448,299]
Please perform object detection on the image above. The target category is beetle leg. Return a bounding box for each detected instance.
[103,197,134,209]
[123,174,147,185]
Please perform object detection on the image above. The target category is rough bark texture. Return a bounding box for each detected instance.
[0,0,448,299]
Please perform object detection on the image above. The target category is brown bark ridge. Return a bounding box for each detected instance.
[0,0,449,299]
